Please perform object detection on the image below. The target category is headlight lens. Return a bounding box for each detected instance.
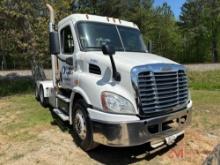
[101,92,135,114]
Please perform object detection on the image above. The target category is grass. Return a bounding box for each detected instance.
[0,94,52,141]
[11,153,25,160]
[188,70,220,90]
[191,90,220,131]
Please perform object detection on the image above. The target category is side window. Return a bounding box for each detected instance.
[61,26,74,54]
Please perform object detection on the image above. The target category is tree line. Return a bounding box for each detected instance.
[0,0,220,69]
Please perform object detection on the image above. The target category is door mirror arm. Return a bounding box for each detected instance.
[102,44,121,81]
[65,57,73,66]
[56,55,73,66]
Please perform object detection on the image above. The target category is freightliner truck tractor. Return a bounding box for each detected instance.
[35,4,192,152]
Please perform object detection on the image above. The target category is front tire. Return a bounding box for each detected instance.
[72,99,98,151]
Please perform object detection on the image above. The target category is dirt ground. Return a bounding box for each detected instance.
[0,126,219,165]
[0,93,220,165]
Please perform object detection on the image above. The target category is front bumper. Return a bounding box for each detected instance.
[92,104,192,147]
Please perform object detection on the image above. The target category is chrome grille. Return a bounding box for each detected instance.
[137,69,188,115]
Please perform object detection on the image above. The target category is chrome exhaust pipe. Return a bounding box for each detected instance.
[46,4,55,25]
[46,4,58,89]
[46,4,55,33]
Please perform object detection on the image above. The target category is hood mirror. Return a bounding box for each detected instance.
[102,44,115,56]
[102,44,120,81]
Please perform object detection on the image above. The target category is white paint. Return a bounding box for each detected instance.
[38,12,192,129]
[87,108,139,122]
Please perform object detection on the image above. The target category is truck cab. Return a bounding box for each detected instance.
[35,5,192,151]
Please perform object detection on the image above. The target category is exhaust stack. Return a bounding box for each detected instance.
[46,4,55,25]
[46,4,58,89]
[46,4,55,33]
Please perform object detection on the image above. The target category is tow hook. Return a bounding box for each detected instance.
[147,131,185,155]
[165,131,185,146]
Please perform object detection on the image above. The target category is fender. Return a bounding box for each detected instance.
[69,86,91,125]
[37,80,54,97]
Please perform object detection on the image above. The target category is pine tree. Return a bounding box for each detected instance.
[179,0,208,62]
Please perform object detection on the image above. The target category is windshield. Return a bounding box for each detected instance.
[77,22,146,53]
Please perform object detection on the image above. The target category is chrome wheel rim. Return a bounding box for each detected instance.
[74,110,87,140]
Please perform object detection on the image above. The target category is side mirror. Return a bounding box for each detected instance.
[66,57,73,66]
[102,44,115,56]
[147,40,152,53]
[49,32,60,55]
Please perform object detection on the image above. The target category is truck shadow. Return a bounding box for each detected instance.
[87,140,181,164]
[51,113,183,164]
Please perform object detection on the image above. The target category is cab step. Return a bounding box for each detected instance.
[53,108,69,121]
[56,94,70,103]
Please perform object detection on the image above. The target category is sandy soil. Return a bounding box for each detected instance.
[0,122,219,165]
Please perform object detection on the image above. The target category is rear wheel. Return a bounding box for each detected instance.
[72,99,98,151]
[35,85,39,101]
[39,86,49,107]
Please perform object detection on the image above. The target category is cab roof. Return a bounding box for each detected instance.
[58,13,139,29]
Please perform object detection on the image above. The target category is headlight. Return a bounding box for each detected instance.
[101,92,135,114]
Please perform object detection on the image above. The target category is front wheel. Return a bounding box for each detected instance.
[72,99,98,151]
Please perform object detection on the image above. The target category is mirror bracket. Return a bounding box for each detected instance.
[65,57,73,66]
[102,44,121,81]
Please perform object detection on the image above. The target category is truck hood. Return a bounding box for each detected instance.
[84,51,178,71]
[80,51,182,111]
[113,52,177,69]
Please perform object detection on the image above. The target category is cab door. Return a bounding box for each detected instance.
[58,23,75,89]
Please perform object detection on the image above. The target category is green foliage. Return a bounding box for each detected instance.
[0,0,72,69]
[150,3,182,61]
[1,0,220,69]
[0,78,34,97]
[179,0,220,63]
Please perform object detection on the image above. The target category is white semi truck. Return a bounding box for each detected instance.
[35,4,192,151]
